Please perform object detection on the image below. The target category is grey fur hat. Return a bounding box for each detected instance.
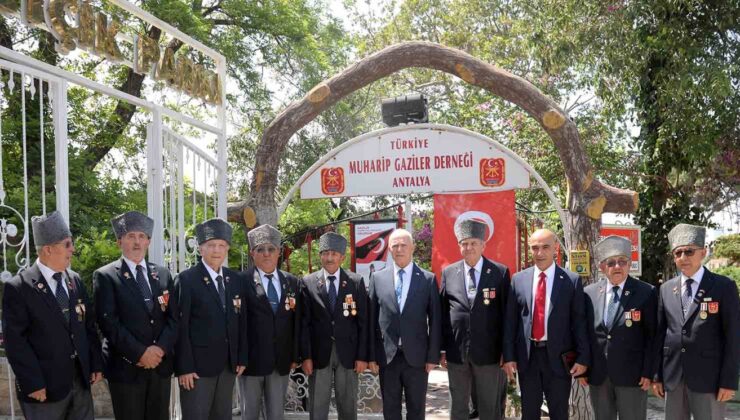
[454,219,487,242]
[110,211,154,239]
[32,210,72,247]
[594,235,631,263]
[668,223,706,251]
[195,218,233,245]
[247,224,281,249]
[319,232,347,254]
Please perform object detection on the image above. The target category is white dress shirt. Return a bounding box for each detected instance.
[36,259,69,296]
[532,262,556,340]
[393,262,414,312]
[463,257,484,300]
[123,256,151,292]
[257,268,281,301]
[681,266,705,300]
[602,279,626,326]
[323,269,340,293]
[204,263,225,293]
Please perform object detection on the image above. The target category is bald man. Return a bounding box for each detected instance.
[503,229,590,420]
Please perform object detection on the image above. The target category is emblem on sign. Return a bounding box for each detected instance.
[320,167,345,195]
[479,158,506,187]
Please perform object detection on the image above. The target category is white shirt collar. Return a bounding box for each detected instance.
[122,256,147,276]
[681,266,705,288]
[323,268,340,280]
[256,267,277,280]
[605,278,626,294]
[394,261,414,278]
[463,257,484,274]
[204,262,223,281]
[36,259,62,283]
[534,262,556,280]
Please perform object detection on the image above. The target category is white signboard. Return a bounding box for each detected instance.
[300,126,530,199]
[352,220,397,280]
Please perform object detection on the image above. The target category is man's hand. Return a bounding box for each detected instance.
[638,377,651,391]
[503,362,517,382]
[717,388,736,402]
[354,360,368,374]
[302,359,314,376]
[369,362,379,375]
[425,363,436,373]
[178,373,200,390]
[652,382,664,398]
[28,388,46,402]
[578,377,588,387]
[570,363,587,377]
[236,365,245,376]
[138,346,164,369]
[440,353,448,369]
[90,372,103,385]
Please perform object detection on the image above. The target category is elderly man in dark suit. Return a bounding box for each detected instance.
[440,219,511,420]
[652,224,740,420]
[503,228,590,420]
[368,228,441,420]
[238,224,301,420]
[2,211,103,420]
[93,211,178,420]
[581,235,657,420]
[300,232,369,420]
[174,218,246,420]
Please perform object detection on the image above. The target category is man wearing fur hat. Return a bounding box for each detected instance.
[581,235,657,420]
[93,211,178,419]
[300,231,369,420]
[652,224,740,420]
[2,211,103,420]
[174,218,247,420]
[439,219,511,420]
[238,224,301,420]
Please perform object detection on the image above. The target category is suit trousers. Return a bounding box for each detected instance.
[180,366,236,420]
[108,370,171,420]
[308,344,358,420]
[588,377,647,420]
[238,370,289,420]
[665,380,726,420]
[518,346,571,420]
[448,358,505,420]
[20,361,94,420]
[379,349,428,420]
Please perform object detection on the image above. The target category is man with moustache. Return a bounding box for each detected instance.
[174,218,246,420]
[503,229,590,420]
[440,219,511,420]
[652,224,740,420]
[368,228,441,420]
[93,211,178,420]
[581,235,657,420]
[300,231,369,420]
[238,224,301,420]
[2,211,103,420]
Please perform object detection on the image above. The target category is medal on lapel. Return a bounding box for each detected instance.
[708,301,719,314]
[285,291,296,311]
[345,294,357,316]
[632,310,641,322]
[343,302,350,317]
[233,295,242,314]
[700,302,708,319]
[203,276,211,285]
[482,288,490,305]
[158,290,170,312]
[76,299,86,322]
[625,311,632,327]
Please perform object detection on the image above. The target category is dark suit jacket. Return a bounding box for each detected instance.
[655,268,740,393]
[173,262,247,377]
[503,264,590,377]
[300,268,369,370]
[440,257,511,365]
[93,258,178,383]
[584,276,657,387]
[369,263,441,368]
[242,267,301,376]
[2,264,103,403]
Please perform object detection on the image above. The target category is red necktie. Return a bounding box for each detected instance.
[532,272,546,340]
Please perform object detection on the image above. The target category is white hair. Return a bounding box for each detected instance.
[389,228,414,244]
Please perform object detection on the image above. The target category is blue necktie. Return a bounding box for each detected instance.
[606,286,619,327]
[682,278,694,315]
[328,275,337,313]
[467,267,477,303]
[266,274,279,314]
[53,272,70,322]
[396,270,404,308]
[215,275,226,310]
[135,265,154,312]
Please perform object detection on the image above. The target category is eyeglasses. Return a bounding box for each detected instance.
[52,239,74,249]
[673,248,702,258]
[254,246,279,255]
[605,258,630,268]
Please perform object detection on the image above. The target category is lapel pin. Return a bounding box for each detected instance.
[203,276,210,285]
[342,280,347,287]
[486,268,491,274]
[225,276,230,283]
[124,271,131,279]
[624,290,631,296]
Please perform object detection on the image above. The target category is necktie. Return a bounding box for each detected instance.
[215,275,226,310]
[53,272,70,322]
[266,274,279,314]
[532,272,546,340]
[682,278,694,315]
[467,267,477,303]
[606,286,620,327]
[395,270,404,308]
[135,265,154,312]
[327,275,337,313]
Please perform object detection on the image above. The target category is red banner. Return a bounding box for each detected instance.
[432,191,518,280]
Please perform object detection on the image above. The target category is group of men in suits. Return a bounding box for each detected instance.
[2,208,737,420]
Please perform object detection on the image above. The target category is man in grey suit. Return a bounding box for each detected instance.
[503,229,590,420]
[368,228,441,420]
[581,235,657,420]
[652,224,740,420]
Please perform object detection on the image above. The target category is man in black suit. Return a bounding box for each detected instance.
[652,224,740,420]
[440,219,510,420]
[300,232,369,420]
[93,211,178,419]
[581,235,657,420]
[503,228,589,420]
[238,224,301,420]
[174,218,246,420]
[368,228,441,420]
[2,211,103,420]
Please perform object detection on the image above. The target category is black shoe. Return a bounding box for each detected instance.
[469,409,479,419]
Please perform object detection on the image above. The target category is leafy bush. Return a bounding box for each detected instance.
[713,234,740,264]
[73,228,122,294]
[714,266,740,292]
